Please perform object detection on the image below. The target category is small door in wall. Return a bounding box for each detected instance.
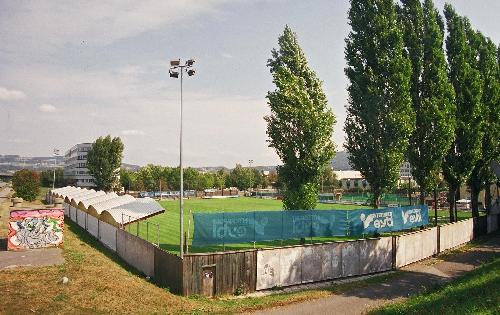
[202,265,216,297]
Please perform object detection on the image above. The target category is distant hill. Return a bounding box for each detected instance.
[330,151,353,171]
[0,154,140,174]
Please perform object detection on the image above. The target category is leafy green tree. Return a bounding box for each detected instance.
[12,169,40,201]
[214,169,227,192]
[196,173,215,191]
[400,0,456,205]
[468,34,500,215]
[86,135,124,192]
[320,166,338,192]
[41,168,65,188]
[120,169,136,193]
[344,0,414,208]
[443,4,483,221]
[251,169,263,189]
[266,25,336,210]
[228,164,255,190]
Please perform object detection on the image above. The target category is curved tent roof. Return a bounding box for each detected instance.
[78,192,119,210]
[64,189,97,203]
[89,195,135,214]
[53,186,81,198]
[102,197,165,225]
[71,190,106,206]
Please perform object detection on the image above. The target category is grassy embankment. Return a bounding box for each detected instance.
[370,256,500,315]
[0,192,402,314]
[0,189,491,314]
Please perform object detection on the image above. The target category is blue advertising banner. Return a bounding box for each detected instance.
[348,205,429,235]
[192,205,428,246]
[193,210,348,246]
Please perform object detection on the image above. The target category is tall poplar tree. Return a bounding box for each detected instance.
[468,34,500,215]
[443,4,483,221]
[344,0,414,208]
[87,135,124,192]
[266,25,336,210]
[401,0,456,204]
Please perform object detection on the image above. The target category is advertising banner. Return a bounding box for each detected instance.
[192,205,428,246]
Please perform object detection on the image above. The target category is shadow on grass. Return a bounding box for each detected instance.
[64,219,145,278]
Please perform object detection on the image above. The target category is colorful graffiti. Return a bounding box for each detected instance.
[8,209,64,250]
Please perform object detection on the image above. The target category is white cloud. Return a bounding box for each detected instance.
[0,1,227,53]
[38,104,56,112]
[121,129,146,136]
[0,87,26,101]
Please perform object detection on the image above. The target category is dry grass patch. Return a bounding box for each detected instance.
[0,220,197,315]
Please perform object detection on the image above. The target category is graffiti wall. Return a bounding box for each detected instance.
[8,209,64,250]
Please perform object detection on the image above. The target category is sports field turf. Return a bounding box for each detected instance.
[127,197,479,255]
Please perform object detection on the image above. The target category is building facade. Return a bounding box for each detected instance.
[63,143,96,188]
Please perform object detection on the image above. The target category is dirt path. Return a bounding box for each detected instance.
[252,233,500,315]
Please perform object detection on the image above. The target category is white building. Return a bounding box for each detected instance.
[334,170,370,191]
[400,161,412,179]
[64,143,96,188]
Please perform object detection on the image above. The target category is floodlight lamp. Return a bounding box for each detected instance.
[169,70,179,78]
[186,59,195,66]
[170,59,180,67]
[187,69,196,76]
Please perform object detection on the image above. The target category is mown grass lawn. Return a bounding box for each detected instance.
[128,197,366,253]
[129,197,478,254]
[369,256,500,315]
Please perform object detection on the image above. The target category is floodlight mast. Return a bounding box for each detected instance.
[52,148,60,191]
[169,58,196,259]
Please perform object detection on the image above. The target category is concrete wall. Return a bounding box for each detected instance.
[440,219,474,252]
[87,215,99,238]
[256,237,392,290]
[70,205,77,222]
[359,237,393,274]
[116,229,155,277]
[99,220,117,251]
[396,227,437,267]
[487,214,498,233]
[76,209,86,229]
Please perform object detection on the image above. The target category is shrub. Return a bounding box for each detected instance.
[12,169,40,201]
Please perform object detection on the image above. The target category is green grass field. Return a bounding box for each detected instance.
[128,197,478,255]
[370,256,500,315]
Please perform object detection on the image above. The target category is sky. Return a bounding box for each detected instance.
[0,0,499,167]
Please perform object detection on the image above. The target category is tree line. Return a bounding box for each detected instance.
[266,0,498,220]
[343,0,498,221]
[120,164,277,193]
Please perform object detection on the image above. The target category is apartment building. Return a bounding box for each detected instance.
[63,143,96,188]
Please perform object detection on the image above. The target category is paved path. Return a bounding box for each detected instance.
[253,234,500,315]
[0,248,64,269]
[0,187,11,199]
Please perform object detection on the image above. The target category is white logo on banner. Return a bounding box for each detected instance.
[402,208,422,224]
[212,218,249,239]
[360,212,393,229]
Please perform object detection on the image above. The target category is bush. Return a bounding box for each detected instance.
[12,169,40,201]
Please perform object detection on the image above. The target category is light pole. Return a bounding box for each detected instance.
[52,148,60,191]
[169,58,196,258]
